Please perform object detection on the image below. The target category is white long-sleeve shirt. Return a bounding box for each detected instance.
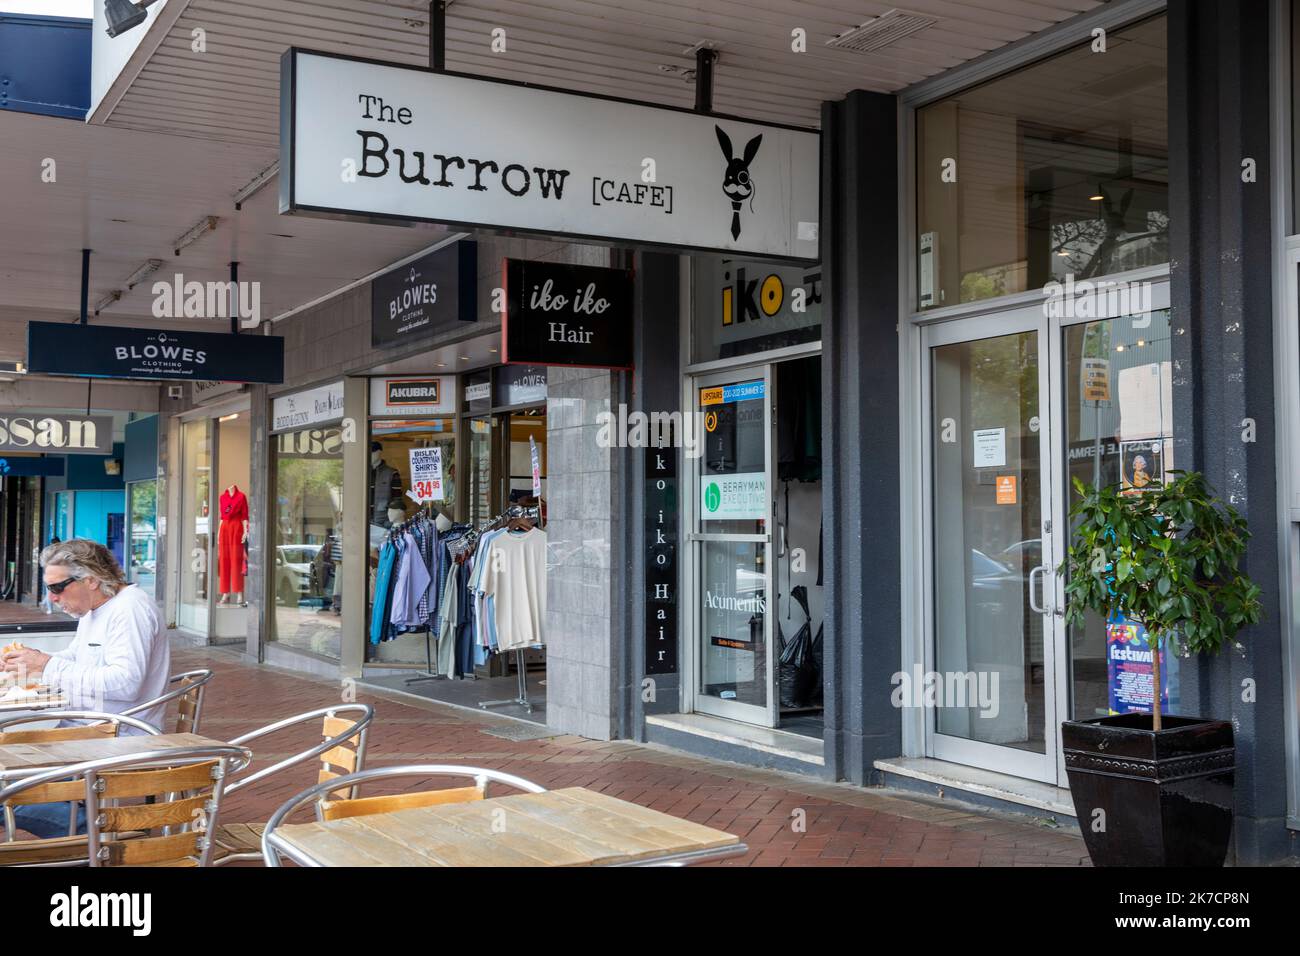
[41,584,171,735]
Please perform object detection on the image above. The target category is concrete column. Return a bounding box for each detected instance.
[1167,0,1287,864]
[340,375,368,679]
[244,384,269,662]
[821,89,902,785]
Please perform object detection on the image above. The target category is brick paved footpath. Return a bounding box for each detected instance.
[170,641,1089,867]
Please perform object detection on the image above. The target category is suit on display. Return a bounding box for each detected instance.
[218,484,249,603]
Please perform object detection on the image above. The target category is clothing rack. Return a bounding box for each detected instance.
[402,503,541,692]
[476,503,543,714]
[400,505,443,686]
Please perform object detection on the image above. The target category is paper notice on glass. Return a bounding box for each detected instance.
[972,428,1006,469]
[408,447,444,501]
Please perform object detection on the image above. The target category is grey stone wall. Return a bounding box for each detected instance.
[545,365,623,740]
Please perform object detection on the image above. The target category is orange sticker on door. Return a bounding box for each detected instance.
[996,475,1017,505]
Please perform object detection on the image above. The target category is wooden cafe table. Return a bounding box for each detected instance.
[265,787,748,867]
[0,733,228,783]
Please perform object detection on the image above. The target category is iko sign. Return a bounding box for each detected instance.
[280,49,820,261]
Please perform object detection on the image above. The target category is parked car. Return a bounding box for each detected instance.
[275,544,321,605]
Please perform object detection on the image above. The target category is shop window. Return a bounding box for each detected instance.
[366,419,456,663]
[1062,309,1179,720]
[271,425,344,660]
[177,419,211,634]
[127,480,157,600]
[916,15,1168,311]
[692,257,822,364]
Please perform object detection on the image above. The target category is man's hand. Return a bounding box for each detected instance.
[2,647,51,679]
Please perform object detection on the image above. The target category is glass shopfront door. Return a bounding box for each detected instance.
[926,312,1060,782]
[922,282,1172,785]
[690,366,777,726]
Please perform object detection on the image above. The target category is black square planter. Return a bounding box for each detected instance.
[1061,714,1234,867]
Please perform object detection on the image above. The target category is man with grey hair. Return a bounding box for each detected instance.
[1,539,171,838]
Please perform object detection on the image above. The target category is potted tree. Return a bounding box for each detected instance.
[1059,470,1262,867]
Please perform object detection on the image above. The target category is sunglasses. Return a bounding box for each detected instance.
[46,577,79,595]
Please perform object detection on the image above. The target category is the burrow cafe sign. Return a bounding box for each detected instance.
[279,49,820,261]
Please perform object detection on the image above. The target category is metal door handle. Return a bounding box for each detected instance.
[1028,565,1051,615]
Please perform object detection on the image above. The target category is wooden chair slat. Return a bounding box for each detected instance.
[319,785,484,822]
[98,761,217,799]
[0,835,88,865]
[321,716,360,738]
[3,778,85,805]
[99,793,207,832]
[320,745,358,772]
[0,724,116,745]
[103,829,201,866]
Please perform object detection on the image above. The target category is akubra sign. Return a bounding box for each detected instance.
[27,322,284,383]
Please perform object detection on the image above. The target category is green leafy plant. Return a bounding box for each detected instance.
[1060,470,1262,730]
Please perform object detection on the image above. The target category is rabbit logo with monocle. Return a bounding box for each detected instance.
[714,126,762,240]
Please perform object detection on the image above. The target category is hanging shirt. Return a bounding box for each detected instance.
[480,527,547,651]
[390,531,431,631]
[369,539,399,644]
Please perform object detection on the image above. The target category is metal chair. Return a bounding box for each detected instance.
[1,711,162,849]
[121,669,214,734]
[0,744,252,867]
[208,704,372,865]
[261,764,546,867]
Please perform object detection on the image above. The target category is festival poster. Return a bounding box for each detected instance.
[1106,615,1173,715]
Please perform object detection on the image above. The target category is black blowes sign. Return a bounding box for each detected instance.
[502,259,634,369]
[371,241,477,348]
[26,322,284,383]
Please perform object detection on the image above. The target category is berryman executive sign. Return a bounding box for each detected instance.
[280,49,820,261]
[26,322,284,384]
[503,259,634,369]
[371,241,477,348]
[0,412,113,455]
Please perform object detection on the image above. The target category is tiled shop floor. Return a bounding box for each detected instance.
[167,640,1090,867]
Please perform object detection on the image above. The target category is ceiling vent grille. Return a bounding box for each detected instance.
[826,9,939,54]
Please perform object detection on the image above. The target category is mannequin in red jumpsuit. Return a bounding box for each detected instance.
[218,484,249,605]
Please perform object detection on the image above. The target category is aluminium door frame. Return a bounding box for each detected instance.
[686,361,778,727]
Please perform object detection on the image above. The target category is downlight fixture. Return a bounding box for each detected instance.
[105,0,148,38]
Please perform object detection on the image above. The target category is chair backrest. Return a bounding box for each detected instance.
[121,669,213,735]
[225,704,372,800]
[0,710,162,746]
[261,764,545,866]
[84,745,252,867]
[0,744,250,867]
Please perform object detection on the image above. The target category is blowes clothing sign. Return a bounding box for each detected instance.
[27,322,284,383]
[280,49,820,261]
[370,241,477,348]
[503,259,634,369]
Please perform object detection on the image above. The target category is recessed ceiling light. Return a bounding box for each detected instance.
[436,362,446,367]
[459,356,470,361]
[488,348,498,353]
[1090,194,1105,201]
[1057,251,1070,257]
